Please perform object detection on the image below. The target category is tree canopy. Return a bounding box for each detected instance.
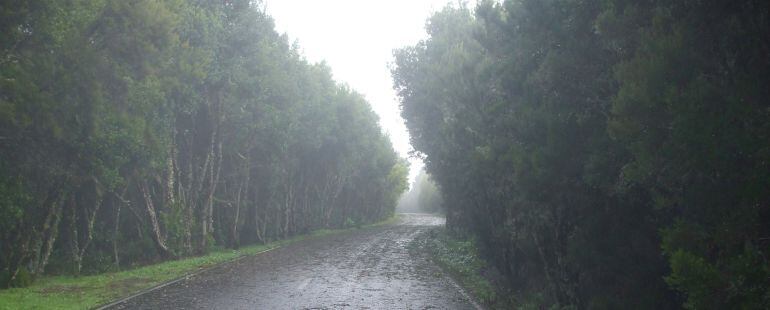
[393,0,770,308]
[0,0,407,286]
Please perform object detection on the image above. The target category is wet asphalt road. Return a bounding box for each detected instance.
[109,213,478,309]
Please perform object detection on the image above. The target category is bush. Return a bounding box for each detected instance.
[0,268,33,288]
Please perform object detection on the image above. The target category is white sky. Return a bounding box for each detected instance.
[265,0,457,184]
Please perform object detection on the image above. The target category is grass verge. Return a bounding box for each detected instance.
[0,215,399,310]
[413,227,515,309]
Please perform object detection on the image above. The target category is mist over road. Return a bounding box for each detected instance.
[109,213,476,309]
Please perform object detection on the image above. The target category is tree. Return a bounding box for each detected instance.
[1,0,407,286]
[393,0,770,308]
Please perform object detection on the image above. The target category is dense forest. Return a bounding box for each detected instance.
[393,0,770,308]
[396,169,443,214]
[0,0,407,286]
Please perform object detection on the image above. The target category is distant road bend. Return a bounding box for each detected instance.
[107,213,478,309]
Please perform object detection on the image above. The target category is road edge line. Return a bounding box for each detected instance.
[92,247,278,310]
[92,216,399,309]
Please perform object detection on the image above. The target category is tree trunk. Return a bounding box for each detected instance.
[231,156,249,249]
[67,197,81,276]
[253,187,265,243]
[531,230,558,300]
[7,231,32,288]
[165,127,177,207]
[113,188,132,271]
[69,185,103,276]
[113,197,121,270]
[199,91,224,252]
[283,181,293,238]
[139,180,172,258]
[33,192,64,276]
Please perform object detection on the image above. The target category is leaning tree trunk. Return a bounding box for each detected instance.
[139,180,172,258]
[32,191,65,276]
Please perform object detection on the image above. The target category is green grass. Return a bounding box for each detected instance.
[416,227,513,308]
[0,244,278,310]
[0,215,400,310]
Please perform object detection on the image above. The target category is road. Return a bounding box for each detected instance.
[108,213,478,309]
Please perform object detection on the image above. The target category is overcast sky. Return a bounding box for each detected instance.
[265,0,457,183]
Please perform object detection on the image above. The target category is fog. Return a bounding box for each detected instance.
[396,169,443,214]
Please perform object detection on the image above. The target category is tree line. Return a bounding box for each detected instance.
[0,0,407,286]
[396,169,443,214]
[392,0,769,308]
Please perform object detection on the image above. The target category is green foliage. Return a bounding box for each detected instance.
[393,0,770,308]
[0,0,407,289]
[160,201,190,257]
[0,268,32,289]
[665,250,723,310]
[0,177,28,235]
[417,228,502,307]
[344,217,360,229]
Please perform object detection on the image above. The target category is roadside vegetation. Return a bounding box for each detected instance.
[0,0,408,289]
[419,227,571,310]
[393,1,770,308]
[414,228,509,308]
[0,243,273,310]
[0,216,399,310]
